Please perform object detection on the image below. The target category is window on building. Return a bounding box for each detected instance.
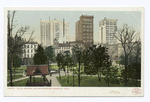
[24,54,26,58]
[31,50,33,53]
[106,21,109,25]
[27,45,29,48]
[31,45,32,48]
[110,21,113,25]
[28,50,29,53]
[27,54,29,58]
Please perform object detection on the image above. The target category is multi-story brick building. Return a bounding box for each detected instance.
[75,15,94,48]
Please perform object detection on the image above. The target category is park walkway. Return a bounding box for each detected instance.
[7,76,43,84]
[46,73,62,87]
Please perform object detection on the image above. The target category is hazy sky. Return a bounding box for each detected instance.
[12,10,141,44]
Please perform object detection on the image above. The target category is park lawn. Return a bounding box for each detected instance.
[7,77,47,86]
[8,70,23,74]
[12,66,27,70]
[57,75,125,87]
[57,75,140,87]
[7,75,25,81]
[50,65,59,70]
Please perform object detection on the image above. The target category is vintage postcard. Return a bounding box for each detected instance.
[4,7,144,96]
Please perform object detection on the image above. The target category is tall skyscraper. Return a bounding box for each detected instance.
[40,18,69,47]
[99,17,118,44]
[75,15,94,47]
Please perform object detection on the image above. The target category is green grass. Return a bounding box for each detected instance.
[57,75,124,87]
[8,71,23,74]
[50,65,59,70]
[7,75,25,81]
[7,77,46,86]
[12,66,27,70]
[57,75,140,87]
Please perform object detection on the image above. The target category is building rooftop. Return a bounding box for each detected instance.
[100,17,118,22]
[80,15,94,18]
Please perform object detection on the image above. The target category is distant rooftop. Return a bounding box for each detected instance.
[100,17,118,22]
[80,15,94,18]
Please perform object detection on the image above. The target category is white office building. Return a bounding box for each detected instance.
[99,17,118,44]
[40,18,69,47]
[22,42,38,65]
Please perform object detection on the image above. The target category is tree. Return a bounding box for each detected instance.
[127,62,141,86]
[56,53,65,79]
[45,46,55,74]
[89,45,111,82]
[113,24,141,86]
[64,51,73,83]
[102,64,120,86]
[82,49,97,76]
[13,54,22,77]
[33,45,47,65]
[45,46,55,62]
[71,45,83,86]
[7,11,34,86]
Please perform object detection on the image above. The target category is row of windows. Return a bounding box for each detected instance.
[83,33,92,35]
[83,29,92,32]
[82,22,92,25]
[100,21,117,26]
[83,37,93,39]
[23,45,37,49]
[83,19,92,21]
[23,54,34,58]
[83,26,92,28]
[23,49,36,53]
[83,40,93,42]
